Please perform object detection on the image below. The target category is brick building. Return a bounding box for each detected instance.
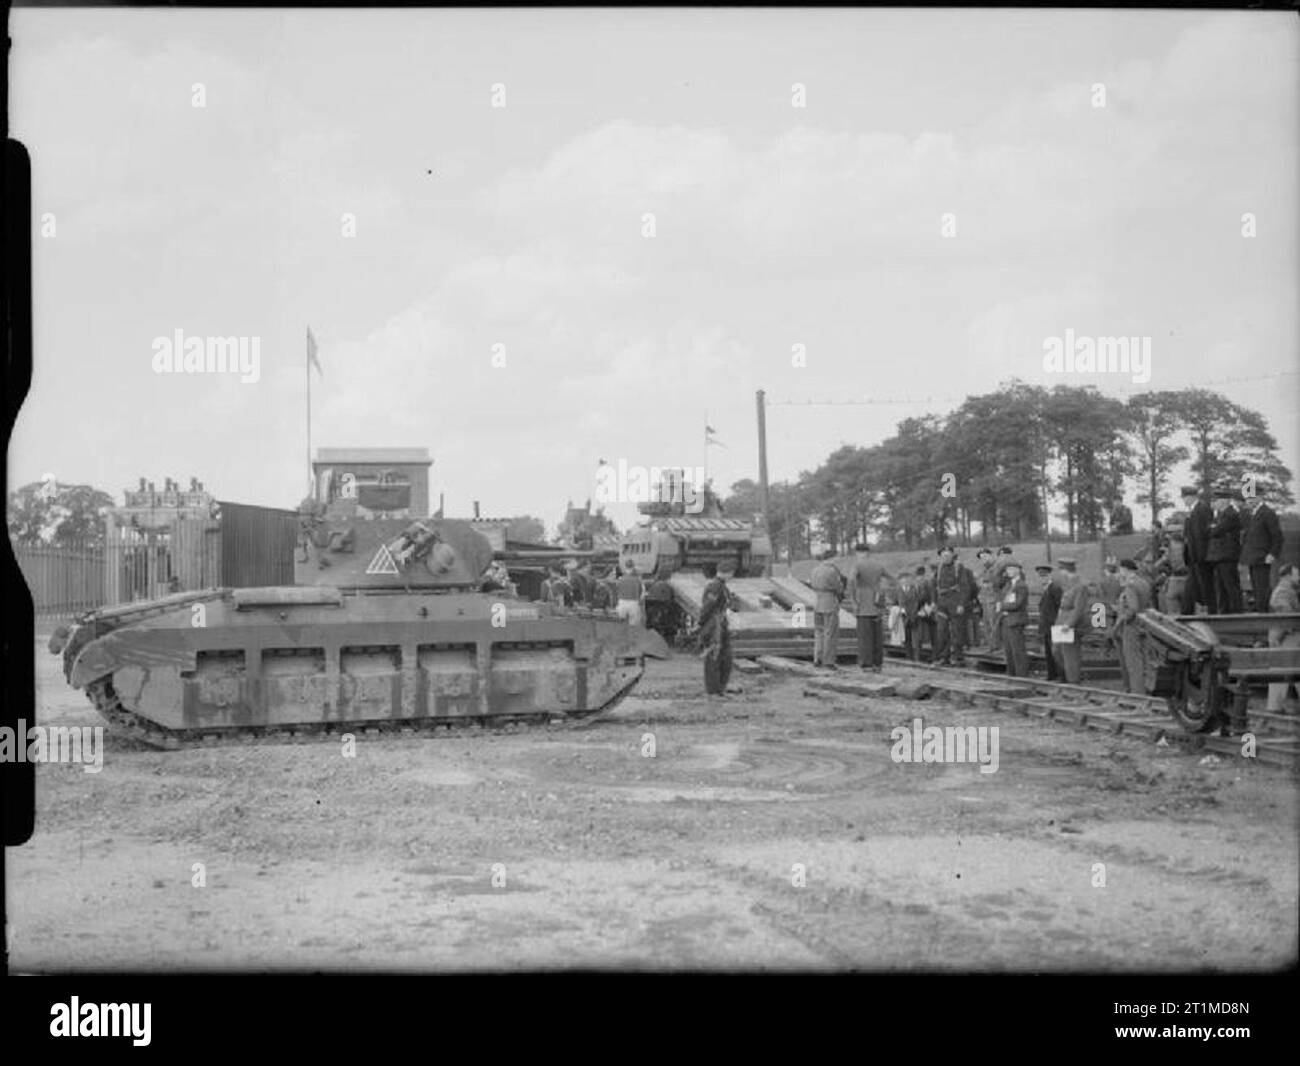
[312,447,433,517]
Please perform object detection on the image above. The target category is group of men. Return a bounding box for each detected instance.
[808,543,1037,676]
[1146,484,1284,615]
[536,559,678,630]
[538,557,730,693]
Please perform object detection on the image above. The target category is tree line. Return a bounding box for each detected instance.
[724,382,1293,558]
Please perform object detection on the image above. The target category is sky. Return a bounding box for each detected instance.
[9,8,1298,536]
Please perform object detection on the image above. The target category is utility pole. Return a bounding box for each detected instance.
[756,389,771,576]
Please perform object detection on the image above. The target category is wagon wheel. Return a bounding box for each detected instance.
[1166,663,1222,734]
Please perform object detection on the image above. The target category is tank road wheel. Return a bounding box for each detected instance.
[1166,664,1222,734]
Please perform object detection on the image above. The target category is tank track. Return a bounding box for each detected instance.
[84,675,640,751]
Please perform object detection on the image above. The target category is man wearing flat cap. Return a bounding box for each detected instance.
[1207,487,1243,613]
[1036,563,1062,680]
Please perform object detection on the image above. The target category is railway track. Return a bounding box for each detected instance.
[754,656,1300,769]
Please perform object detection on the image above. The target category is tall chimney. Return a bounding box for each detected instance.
[473,500,480,519]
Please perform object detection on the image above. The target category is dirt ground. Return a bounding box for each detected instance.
[7,635,1298,972]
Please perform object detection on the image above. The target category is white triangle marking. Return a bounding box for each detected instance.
[366,543,400,575]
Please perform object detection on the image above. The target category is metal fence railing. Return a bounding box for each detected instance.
[11,520,222,622]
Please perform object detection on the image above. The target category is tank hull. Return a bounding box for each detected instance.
[59,588,666,747]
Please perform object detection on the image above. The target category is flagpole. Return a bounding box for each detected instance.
[306,329,313,497]
[703,410,709,486]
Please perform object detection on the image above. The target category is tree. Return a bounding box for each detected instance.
[7,480,115,546]
[723,478,808,560]
[1127,391,1190,527]
[506,515,547,545]
[942,382,1048,543]
[1043,387,1131,540]
[1171,389,1294,505]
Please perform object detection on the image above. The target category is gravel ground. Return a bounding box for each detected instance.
[7,638,1297,971]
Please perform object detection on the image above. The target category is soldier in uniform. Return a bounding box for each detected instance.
[847,543,892,672]
[699,561,736,696]
[1036,563,1062,680]
[997,560,1030,677]
[809,550,845,668]
[1115,559,1153,694]
[1207,487,1243,613]
[933,546,975,666]
[1053,558,1087,684]
[988,547,1016,648]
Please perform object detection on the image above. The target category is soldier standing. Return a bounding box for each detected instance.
[847,543,891,672]
[1242,494,1284,613]
[997,560,1030,676]
[1207,487,1243,613]
[988,546,1016,648]
[699,561,736,696]
[933,546,973,666]
[809,550,845,668]
[1115,559,1153,694]
[1053,559,1087,684]
[1035,564,1062,680]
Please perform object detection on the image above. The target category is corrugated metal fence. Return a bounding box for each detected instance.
[217,501,297,588]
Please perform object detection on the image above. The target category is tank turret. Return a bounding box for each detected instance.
[296,491,493,589]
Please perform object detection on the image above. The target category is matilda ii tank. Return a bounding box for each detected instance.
[51,484,668,749]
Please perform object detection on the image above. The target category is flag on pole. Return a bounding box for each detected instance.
[307,327,323,377]
[705,424,725,448]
